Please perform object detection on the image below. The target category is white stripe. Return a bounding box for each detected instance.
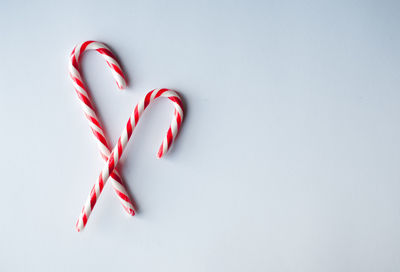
[137,100,145,115]
[102,166,109,183]
[84,198,92,215]
[74,44,82,61]
[72,80,90,98]
[87,41,108,50]
[170,117,178,138]
[77,219,84,231]
[114,148,119,163]
[150,89,160,100]
[174,106,184,119]
[95,181,100,197]
[162,137,168,154]
[161,90,178,98]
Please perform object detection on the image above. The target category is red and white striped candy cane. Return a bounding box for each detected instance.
[76,88,184,231]
[69,41,135,216]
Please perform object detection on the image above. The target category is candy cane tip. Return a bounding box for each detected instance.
[127,208,135,216]
[75,222,82,232]
[116,81,126,90]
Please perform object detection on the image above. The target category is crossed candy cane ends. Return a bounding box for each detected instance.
[76,88,184,232]
[69,41,135,215]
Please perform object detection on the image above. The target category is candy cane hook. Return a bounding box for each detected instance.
[76,88,184,231]
[69,41,135,215]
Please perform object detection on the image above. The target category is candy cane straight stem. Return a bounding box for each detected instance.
[76,88,184,231]
[69,41,135,215]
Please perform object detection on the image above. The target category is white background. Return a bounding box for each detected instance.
[0,0,400,271]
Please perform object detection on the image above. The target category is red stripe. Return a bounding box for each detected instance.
[115,190,130,202]
[99,175,104,192]
[96,47,115,58]
[134,106,139,126]
[157,142,164,158]
[111,64,125,80]
[110,172,121,183]
[176,113,182,130]
[108,154,115,175]
[168,96,183,110]
[166,128,173,147]
[155,88,168,98]
[72,76,86,91]
[118,139,123,159]
[90,128,108,148]
[76,91,95,111]
[79,41,93,60]
[144,92,152,108]
[86,114,102,130]
[127,117,133,137]
[90,186,97,209]
[82,214,87,226]
[71,55,79,69]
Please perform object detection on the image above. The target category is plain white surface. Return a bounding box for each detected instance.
[1,0,400,271]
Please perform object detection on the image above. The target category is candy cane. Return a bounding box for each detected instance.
[69,41,135,215]
[76,88,184,232]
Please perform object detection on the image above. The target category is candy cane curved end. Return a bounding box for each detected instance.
[70,41,127,90]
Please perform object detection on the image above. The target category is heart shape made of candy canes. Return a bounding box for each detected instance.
[69,41,184,232]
